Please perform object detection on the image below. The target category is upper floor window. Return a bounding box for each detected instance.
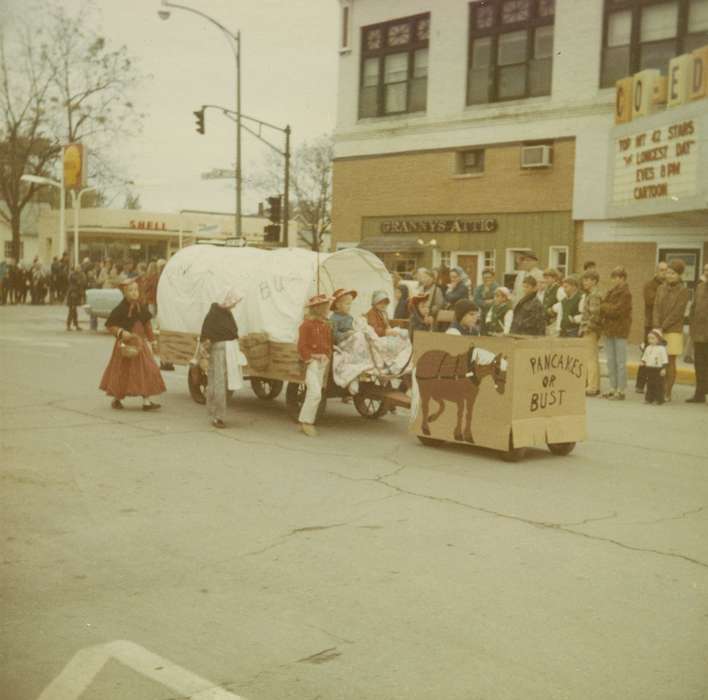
[359,13,430,118]
[601,0,708,88]
[467,0,555,105]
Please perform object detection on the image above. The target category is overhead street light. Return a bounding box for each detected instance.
[158,0,242,240]
[21,173,66,258]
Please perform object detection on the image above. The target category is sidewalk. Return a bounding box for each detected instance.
[599,343,695,385]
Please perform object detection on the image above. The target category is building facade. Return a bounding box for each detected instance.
[29,208,300,264]
[331,0,708,338]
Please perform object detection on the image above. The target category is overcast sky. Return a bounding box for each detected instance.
[7,0,339,214]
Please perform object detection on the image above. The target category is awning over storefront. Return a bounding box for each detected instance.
[358,236,422,254]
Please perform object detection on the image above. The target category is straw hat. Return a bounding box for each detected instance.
[305,293,332,308]
[330,288,358,309]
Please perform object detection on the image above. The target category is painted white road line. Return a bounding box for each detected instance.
[37,639,247,700]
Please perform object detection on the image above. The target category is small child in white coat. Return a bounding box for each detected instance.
[641,328,669,405]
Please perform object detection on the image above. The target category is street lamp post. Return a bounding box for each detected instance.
[158,1,242,240]
[70,187,96,268]
[20,174,66,257]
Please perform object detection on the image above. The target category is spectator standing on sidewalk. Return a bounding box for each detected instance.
[473,268,498,332]
[511,276,546,336]
[653,260,690,402]
[65,265,85,331]
[640,329,669,405]
[542,268,565,336]
[512,252,544,305]
[636,261,668,394]
[600,266,632,401]
[559,276,582,338]
[686,263,708,404]
[580,271,603,397]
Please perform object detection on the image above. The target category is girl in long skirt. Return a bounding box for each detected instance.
[99,280,165,410]
[200,288,242,428]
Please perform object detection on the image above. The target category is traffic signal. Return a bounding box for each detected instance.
[267,195,281,223]
[193,108,205,135]
[264,224,281,242]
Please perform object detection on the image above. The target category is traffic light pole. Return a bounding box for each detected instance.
[283,126,291,247]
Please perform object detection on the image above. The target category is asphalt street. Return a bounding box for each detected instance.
[1,305,707,700]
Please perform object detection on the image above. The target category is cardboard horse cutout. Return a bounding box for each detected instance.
[416,344,507,443]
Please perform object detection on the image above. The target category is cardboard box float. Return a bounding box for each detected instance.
[410,333,587,452]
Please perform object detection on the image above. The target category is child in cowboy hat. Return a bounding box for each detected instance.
[297,294,333,436]
[640,328,669,405]
[329,288,358,345]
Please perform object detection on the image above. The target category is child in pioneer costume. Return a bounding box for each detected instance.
[298,294,333,437]
[640,329,669,405]
[329,288,358,345]
[559,276,583,338]
[100,279,165,410]
[446,299,480,336]
[200,288,243,428]
[484,286,513,335]
[366,290,397,338]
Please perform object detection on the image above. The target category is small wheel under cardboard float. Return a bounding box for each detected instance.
[286,382,327,422]
[501,435,528,463]
[547,441,576,456]
[250,378,284,400]
[353,392,390,419]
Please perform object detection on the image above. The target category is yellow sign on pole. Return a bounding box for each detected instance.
[63,143,86,190]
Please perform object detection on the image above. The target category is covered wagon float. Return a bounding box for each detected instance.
[410,332,587,461]
[156,244,413,419]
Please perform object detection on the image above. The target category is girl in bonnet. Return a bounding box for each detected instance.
[100,279,165,410]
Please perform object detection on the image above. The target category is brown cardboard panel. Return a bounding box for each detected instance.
[411,333,586,453]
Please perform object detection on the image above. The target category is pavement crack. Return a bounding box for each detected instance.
[627,506,705,525]
[369,478,708,570]
[296,646,342,665]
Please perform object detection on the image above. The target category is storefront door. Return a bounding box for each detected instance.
[452,252,480,285]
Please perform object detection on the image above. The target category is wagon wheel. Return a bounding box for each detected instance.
[417,435,445,447]
[501,434,528,462]
[354,376,391,419]
[251,378,284,400]
[188,365,207,405]
[547,441,576,456]
[286,382,327,422]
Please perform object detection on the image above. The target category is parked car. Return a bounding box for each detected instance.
[85,288,123,328]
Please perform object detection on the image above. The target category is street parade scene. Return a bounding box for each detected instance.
[1,1,707,699]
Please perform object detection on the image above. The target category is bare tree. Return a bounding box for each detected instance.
[123,190,141,210]
[0,0,145,258]
[251,134,333,251]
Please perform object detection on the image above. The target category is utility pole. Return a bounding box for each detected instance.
[282,125,291,247]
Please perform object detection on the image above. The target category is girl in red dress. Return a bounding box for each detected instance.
[99,280,166,410]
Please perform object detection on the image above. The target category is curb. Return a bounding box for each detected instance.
[599,360,695,385]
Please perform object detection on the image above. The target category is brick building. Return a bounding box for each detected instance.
[331,0,708,339]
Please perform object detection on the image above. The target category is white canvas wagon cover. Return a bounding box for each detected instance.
[157,245,393,343]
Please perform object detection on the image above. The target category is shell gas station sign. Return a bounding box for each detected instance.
[610,45,707,214]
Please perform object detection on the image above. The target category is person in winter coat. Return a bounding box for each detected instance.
[600,266,632,400]
[559,276,583,338]
[512,251,544,305]
[473,268,498,332]
[580,271,603,396]
[66,265,85,331]
[393,284,410,320]
[636,261,668,393]
[686,263,708,404]
[542,268,565,336]
[653,259,690,401]
[408,293,432,339]
[446,299,480,336]
[200,288,242,428]
[511,276,546,336]
[418,268,444,323]
[484,286,513,335]
[444,267,470,308]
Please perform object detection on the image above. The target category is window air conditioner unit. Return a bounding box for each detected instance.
[521,145,552,168]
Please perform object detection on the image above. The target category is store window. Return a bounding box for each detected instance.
[439,250,452,269]
[549,245,569,277]
[359,13,430,118]
[390,256,418,275]
[467,0,555,105]
[484,249,497,272]
[504,247,533,287]
[600,0,708,88]
[456,148,486,174]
